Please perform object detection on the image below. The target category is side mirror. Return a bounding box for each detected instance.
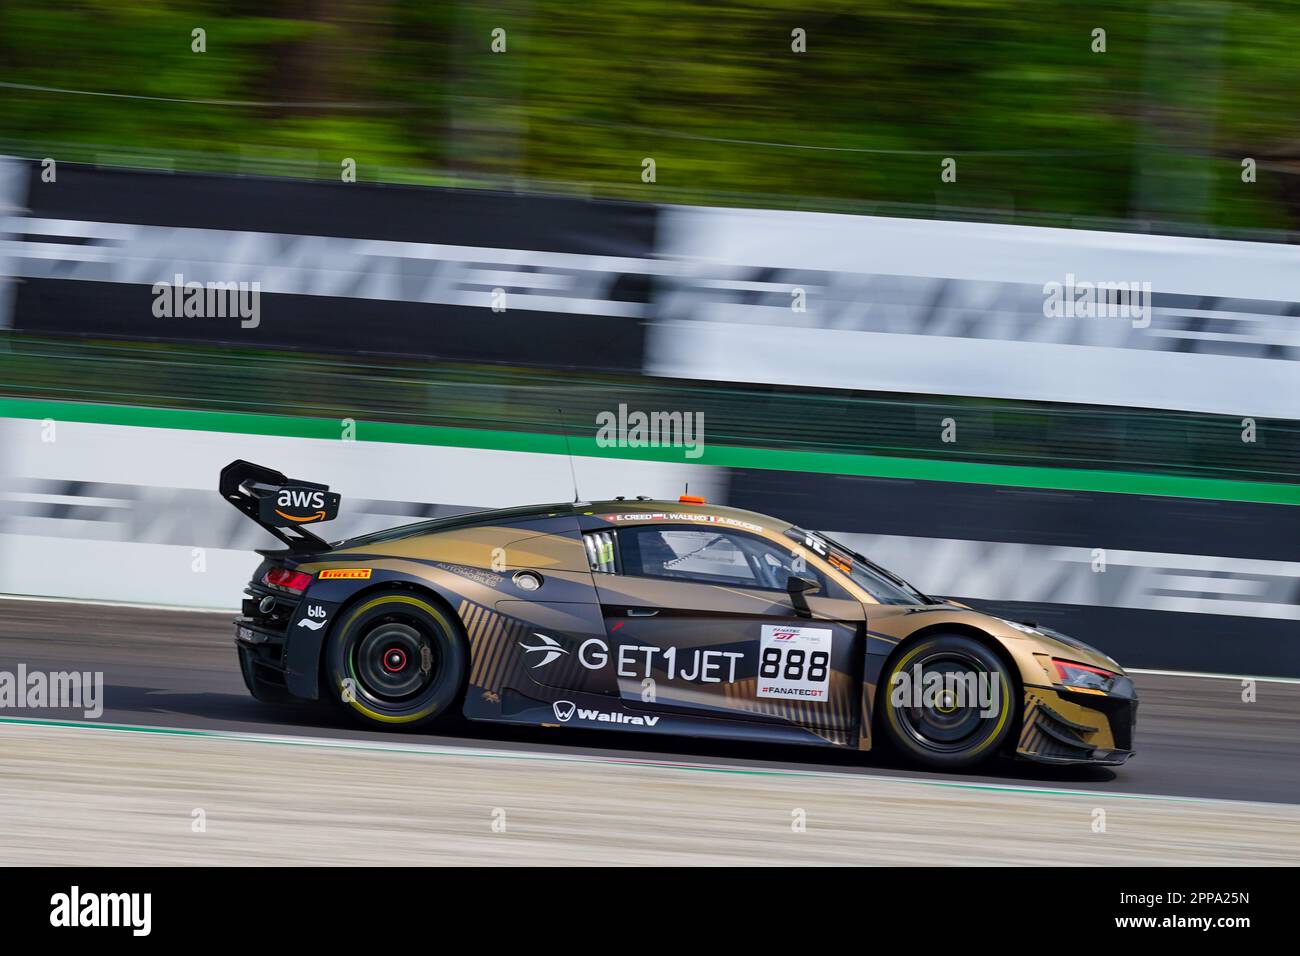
[787,575,820,595]
[786,575,820,617]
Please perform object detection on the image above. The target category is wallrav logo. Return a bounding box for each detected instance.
[551,699,660,726]
[519,633,568,668]
[889,665,1002,719]
[553,700,576,721]
[151,272,261,328]
[1042,273,1152,328]
[0,665,103,718]
[49,886,151,936]
[595,403,705,459]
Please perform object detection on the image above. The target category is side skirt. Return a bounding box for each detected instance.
[464,686,855,750]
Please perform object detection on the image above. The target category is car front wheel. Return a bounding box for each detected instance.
[877,633,1017,769]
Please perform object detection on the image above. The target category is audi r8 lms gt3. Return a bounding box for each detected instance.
[222,460,1137,770]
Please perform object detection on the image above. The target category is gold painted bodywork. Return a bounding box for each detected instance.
[277,499,1134,763]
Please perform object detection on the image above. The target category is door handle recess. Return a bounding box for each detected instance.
[626,608,659,617]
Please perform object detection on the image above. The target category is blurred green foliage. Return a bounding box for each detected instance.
[1,0,1297,229]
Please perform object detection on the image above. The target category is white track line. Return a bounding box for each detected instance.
[0,593,235,614]
[1128,667,1300,685]
[2,714,1296,812]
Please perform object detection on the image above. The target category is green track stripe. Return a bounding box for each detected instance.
[1,396,1296,505]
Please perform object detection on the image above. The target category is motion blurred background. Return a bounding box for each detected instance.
[0,1,1297,675]
[2,0,1300,227]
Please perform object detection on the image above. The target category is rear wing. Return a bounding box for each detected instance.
[219,459,341,553]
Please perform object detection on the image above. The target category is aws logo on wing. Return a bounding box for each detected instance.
[258,484,340,527]
[276,488,327,523]
[518,633,568,668]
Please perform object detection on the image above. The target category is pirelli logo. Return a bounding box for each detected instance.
[319,568,372,580]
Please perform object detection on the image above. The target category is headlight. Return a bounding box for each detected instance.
[1051,658,1118,694]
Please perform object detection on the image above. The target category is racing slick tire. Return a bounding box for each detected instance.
[324,590,468,730]
[877,632,1017,770]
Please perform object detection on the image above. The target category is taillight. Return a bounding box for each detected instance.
[262,567,313,594]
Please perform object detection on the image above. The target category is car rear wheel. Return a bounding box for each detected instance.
[877,633,1016,770]
[324,591,467,729]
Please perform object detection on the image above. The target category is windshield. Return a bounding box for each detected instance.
[785,528,935,606]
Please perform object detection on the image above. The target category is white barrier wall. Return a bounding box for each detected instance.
[4,155,1298,419]
[648,206,1300,419]
[0,418,723,608]
[2,415,1296,623]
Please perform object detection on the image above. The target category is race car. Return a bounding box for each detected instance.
[222,459,1136,770]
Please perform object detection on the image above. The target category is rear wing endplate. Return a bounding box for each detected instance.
[219,459,341,553]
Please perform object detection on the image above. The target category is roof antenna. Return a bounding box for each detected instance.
[558,408,582,504]
[679,480,706,505]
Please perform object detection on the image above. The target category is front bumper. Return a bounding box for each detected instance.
[1017,684,1137,766]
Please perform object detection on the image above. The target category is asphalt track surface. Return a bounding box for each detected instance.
[3,598,1298,806]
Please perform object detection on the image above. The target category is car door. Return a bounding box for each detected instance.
[586,522,865,738]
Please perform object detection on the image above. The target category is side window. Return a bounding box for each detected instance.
[622,527,758,585]
[584,529,619,573]
[614,525,830,592]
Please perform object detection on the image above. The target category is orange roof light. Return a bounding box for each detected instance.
[679,494,706,505]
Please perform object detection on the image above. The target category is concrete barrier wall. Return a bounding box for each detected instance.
[2,409,1296,676]
[3,157,1298,418]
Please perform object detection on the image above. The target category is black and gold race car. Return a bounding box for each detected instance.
[222,460,1136,770]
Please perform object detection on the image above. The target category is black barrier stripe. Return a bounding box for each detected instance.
[955,597,1300,679]
[18,161,659,252]
[10,281,648,373]
[725,466,1300,563]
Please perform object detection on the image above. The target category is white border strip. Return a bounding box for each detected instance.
[0,593,236,615]
[3,715,1298,812]
[1128,667,1300,685]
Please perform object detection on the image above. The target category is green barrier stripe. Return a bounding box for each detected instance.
[1,396,1297,506]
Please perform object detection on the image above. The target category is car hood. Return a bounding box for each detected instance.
[934,601,1126,675]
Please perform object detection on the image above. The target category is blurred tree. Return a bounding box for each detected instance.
[0,0,1296,230]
